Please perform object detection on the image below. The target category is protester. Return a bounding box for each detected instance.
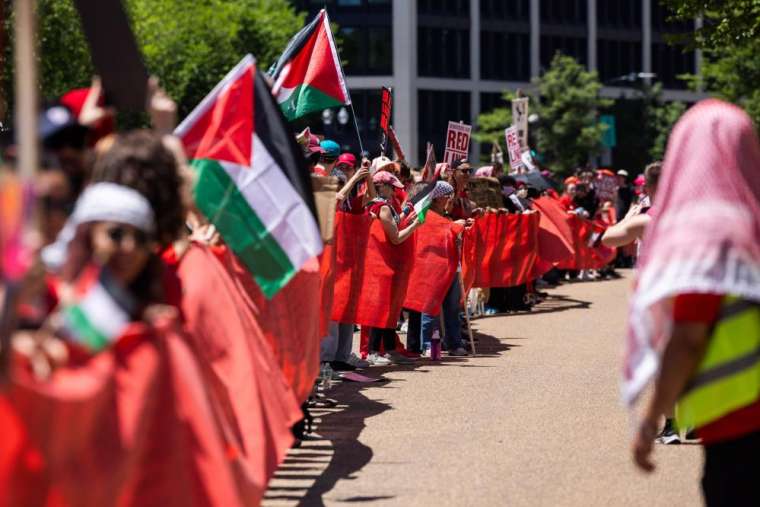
[314,139,340,176]
[615,170,633,221]
[602,162,661,251]
[447,159,481,220]
[419,180,469,356]
[334,153,375,213]
[366,170,421,365]
[627,100,760,506]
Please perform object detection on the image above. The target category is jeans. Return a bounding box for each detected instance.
[421,277,464,351]
[320,321,354,362]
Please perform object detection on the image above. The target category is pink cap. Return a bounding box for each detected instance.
[373,170,404,188]
[307,134,324,154]
[336,153,357,168]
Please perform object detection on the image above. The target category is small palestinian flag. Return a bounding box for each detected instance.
[410,181,437,224]
[175,55,323,298]
[61,267,135,351]
[269,9,350,121]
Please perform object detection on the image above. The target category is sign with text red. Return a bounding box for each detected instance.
[380,87,392,134]
[443,121,471,165]
[505,126,522,170]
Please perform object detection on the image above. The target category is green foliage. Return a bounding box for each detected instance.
[660,0,760,50]
[661,0,760,125]
[476,53,611,175]
[649,94,686,160]
[2,0,304,120]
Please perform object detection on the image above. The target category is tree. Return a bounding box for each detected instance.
[475,53,611,175]
[2,0,304,121]
[660,1,760,125]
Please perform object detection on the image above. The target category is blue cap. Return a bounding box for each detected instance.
[320,139,340,158]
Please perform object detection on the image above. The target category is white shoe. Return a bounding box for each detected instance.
[347,352,370,368]
[367,353,391,366]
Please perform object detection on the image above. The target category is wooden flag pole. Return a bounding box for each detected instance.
[1,0,38,381]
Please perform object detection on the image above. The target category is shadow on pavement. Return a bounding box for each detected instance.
[265,323,515,505]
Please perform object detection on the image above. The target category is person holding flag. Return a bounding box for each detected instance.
[365,171,421,365]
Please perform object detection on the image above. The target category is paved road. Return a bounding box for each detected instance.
[264,272,702,506]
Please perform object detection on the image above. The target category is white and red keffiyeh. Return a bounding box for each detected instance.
[623,100,760,404]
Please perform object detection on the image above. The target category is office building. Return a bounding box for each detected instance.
[291,0,702,165]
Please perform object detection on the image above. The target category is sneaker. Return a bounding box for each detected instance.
[384,351,416,365]
[448,347,469,357]
[399,321,409,334]
[655,420,681,445]
[330,360,357,372]
[367,353,392,366]
[346,353,370,369]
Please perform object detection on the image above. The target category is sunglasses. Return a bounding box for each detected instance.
[106,225,151,247]
[458,168,472,175]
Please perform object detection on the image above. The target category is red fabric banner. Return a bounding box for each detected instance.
[471,212,539,288]
[221,246,322,404]
[318,244,336,338]
[178,244,302,502]
[556,215,616,270]
[403,212,462,316]
[533,197,575,265]
[0,321,251,507]
[460,225,480,294]
[331,211,414,328]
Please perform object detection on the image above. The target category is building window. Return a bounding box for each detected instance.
[540,35,587,69]
[540,0,587,26]
[597,39,643,84]
[652,42,694,89]
[652,1,693,33]
[481,31,530,81]
[418,27,470,79]
[338,26,392,75]
[417,90,472,162]
[598,0,642,29]
[481,0,529,20]
[418,0,470,17]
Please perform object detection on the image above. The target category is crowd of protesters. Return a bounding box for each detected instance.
[0,63,758,506]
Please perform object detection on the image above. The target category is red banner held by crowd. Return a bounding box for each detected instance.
[470,213,539,288]
[533,196,575,266]
[556,214,616,270]
[403,212,463,316]
[331,212,414,328]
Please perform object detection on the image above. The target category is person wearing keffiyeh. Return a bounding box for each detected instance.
[626,100,760,506]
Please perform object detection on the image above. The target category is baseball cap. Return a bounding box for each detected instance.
[39,105,88,149]
[617,169,629,177]
[306,134,324,154]
[336,152,357,169]
[320,139,341,159]
[372,170,404,188]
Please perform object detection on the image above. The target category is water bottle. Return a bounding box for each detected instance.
[430,329,442,361]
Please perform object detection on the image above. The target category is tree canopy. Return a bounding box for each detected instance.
[661,0,760,125]
[476,53,611,175]
[2,0,305,120]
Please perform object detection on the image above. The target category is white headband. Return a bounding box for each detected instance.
[42,183,156,270]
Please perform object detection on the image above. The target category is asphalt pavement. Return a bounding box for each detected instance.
[264,271,703,507]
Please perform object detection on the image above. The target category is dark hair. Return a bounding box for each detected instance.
[644,161,662,190]
[407,181,430,200]
[498,175,517,187]
[91,130,185,247]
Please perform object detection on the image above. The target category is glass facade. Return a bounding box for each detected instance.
[480,0,531,81]
[417,90,471,162]
[651,1,695,89]
[292,0,392,75]
[539,0,587,69]
[417,2,470,78]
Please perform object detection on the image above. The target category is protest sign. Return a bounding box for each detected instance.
[380,87,392,135]
[512,96,529,149]
[521,150,537,172]
[73,0,149,111]
[505,126,522,170]
[443,121,471,165]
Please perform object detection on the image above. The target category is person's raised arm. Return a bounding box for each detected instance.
[602,213,650,247]
[379,205,419,245]
[336,167,369,203]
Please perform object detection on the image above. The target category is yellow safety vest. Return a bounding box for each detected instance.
[676,296,760,430]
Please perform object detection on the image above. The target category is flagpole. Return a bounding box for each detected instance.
[349,101,365,155]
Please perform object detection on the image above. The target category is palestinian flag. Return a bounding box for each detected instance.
[269,9,350,121]
[61,267,134,351]
[175,55,323,298]
[410,181,437,224]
